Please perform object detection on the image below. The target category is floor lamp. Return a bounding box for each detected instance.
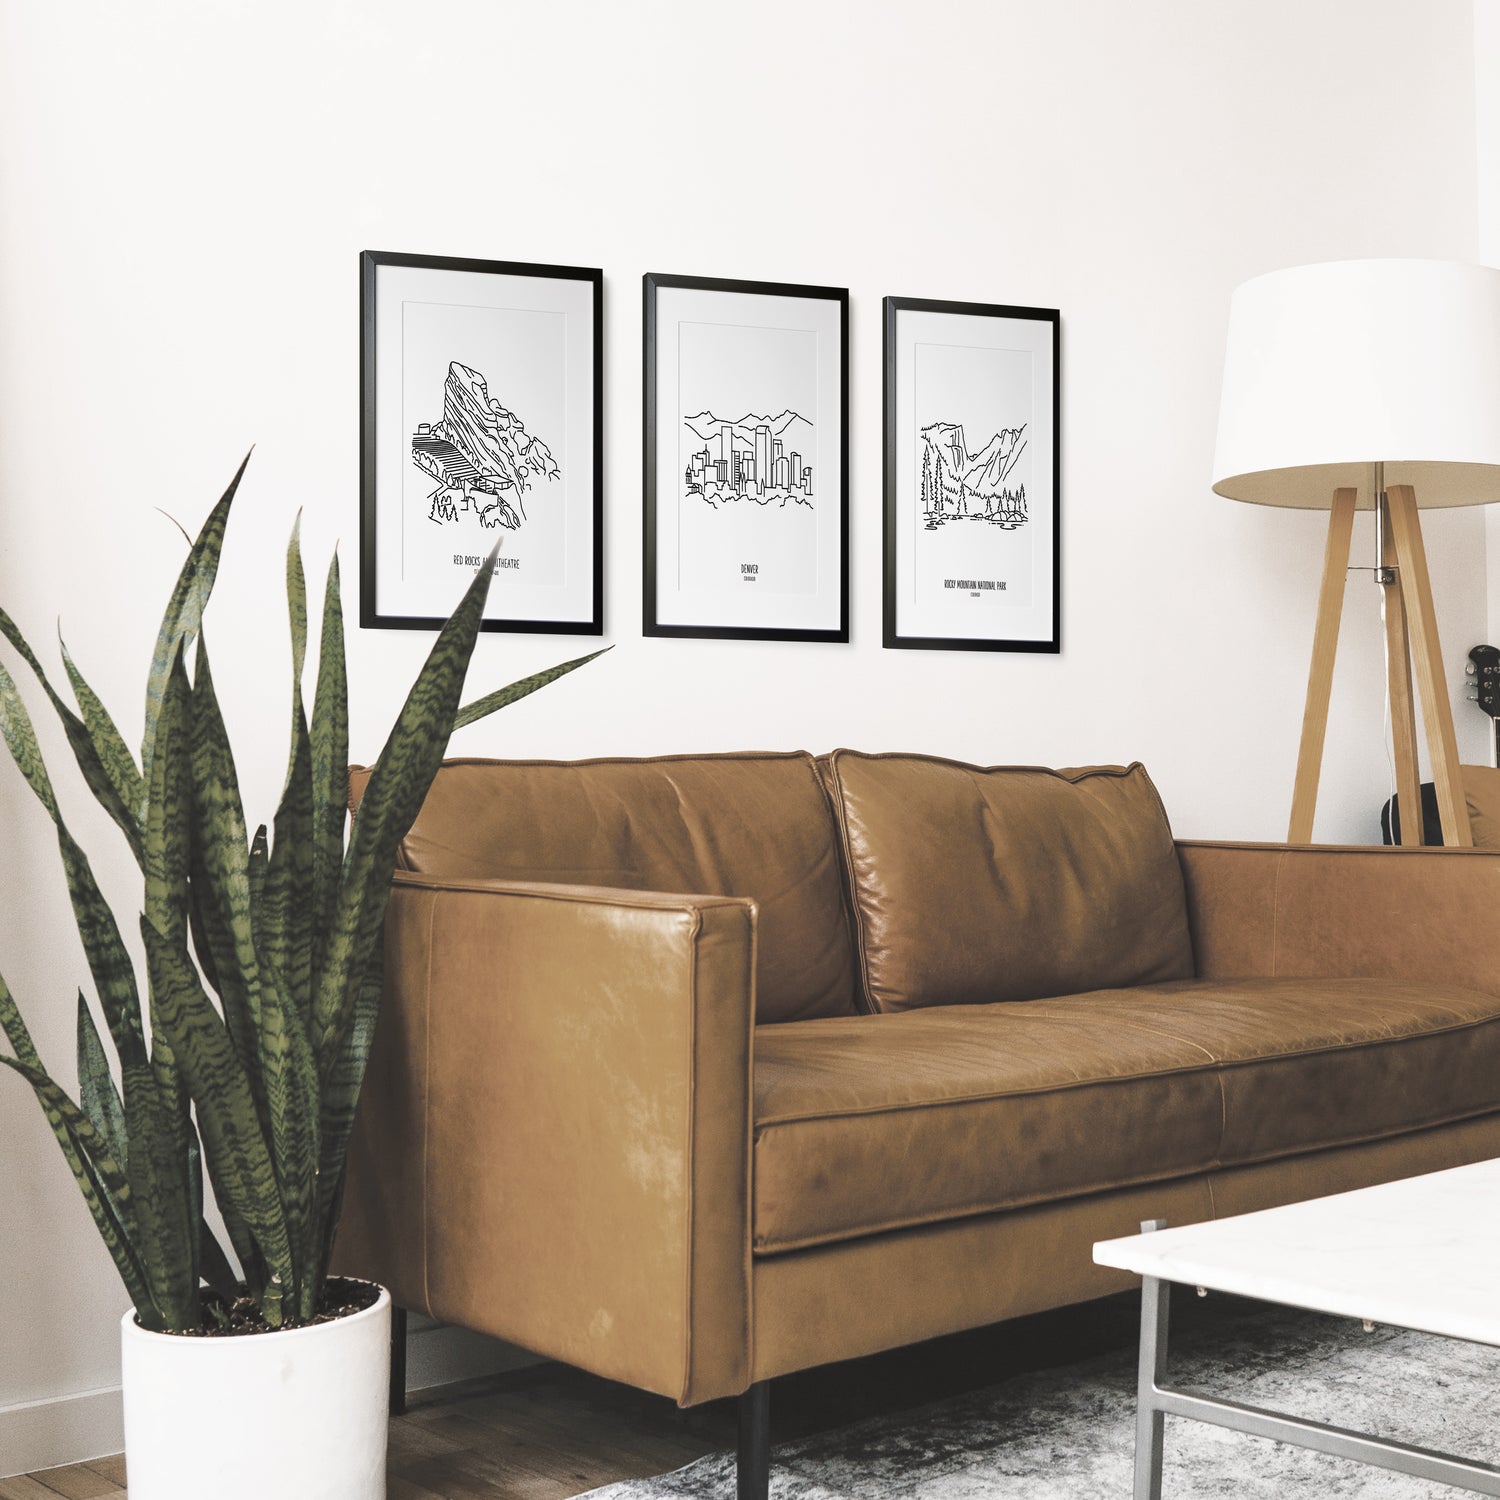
[1211,259,1500,847]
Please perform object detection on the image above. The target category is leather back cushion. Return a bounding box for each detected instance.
[1463,763,1500,847]
[826,752,1194,1012]
[350,753,858,1024]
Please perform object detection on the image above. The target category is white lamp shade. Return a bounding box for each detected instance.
[1212,259,1500,509]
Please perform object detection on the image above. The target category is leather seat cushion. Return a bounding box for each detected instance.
[826,753,1194,1012]
[352,752,858,1023]
[751,977,1500,1253]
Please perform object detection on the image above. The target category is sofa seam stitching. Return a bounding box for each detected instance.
[754,1007,1500,1128]
[750,1108,1500,1252]
[370,750,813,772]
[751,1165,1226,1253]
[391,874,747,912]
[808,753,864,1020]
[830,749,1144,782]
[1212,1067,1229,1174]
[827,752,881,1015]
[1175,839,1500,856]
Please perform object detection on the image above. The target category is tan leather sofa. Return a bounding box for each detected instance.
[335,751,1500,1498]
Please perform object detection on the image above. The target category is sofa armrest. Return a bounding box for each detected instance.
[1177,840,1500,993]
[334,872,757,1406]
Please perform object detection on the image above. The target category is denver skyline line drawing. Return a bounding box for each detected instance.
[683,409,815,509]
[412,361,559,532]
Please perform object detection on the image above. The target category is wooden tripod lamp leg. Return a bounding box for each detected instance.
[1385,484,1472,847]
[1380,503,1424,846]
[1288,488,1357,843]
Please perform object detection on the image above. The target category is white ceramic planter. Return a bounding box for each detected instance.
[120,1282,391,1500]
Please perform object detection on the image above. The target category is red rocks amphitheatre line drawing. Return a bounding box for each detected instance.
[412,362,559,532]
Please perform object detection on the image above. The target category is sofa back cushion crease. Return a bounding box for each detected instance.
[350,751,858,1024]
[826,752,1195,1012]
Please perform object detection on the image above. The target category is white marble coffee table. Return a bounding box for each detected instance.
[1094,1159,1500,1497]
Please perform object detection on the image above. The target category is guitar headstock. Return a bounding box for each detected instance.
[1466,644,1500,719]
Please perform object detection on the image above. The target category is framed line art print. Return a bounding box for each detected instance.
[360,250,603,634]
[883,297,1059,653]
[644,273,848,642]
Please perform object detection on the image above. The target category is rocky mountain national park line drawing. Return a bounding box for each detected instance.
[683,410,815,511]
[920,420,1028,530]
[412,361,559,532]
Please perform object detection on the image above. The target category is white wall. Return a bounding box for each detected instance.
[0,0,1487,1473]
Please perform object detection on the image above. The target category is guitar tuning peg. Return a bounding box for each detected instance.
[1468,688,1480,700]
[1466,663,1477,675]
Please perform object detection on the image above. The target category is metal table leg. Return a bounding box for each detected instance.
[1133,1220,1168,1500]
[1124,1218,1500,1495]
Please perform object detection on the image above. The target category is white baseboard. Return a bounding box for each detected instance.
[0,1384,124,1480]
[0,1320,539,1477]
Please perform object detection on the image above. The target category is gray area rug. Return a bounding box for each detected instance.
[581,1299,1500,1497]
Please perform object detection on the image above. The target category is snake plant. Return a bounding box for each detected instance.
[0,454,602,1333]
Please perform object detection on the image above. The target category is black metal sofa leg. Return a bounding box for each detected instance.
[389,1304,408,1417]
[737,1380,770,1499]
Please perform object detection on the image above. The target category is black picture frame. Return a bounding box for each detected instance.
[644,273,849,642]
[360,249,604,634]
[883,296,1060,653]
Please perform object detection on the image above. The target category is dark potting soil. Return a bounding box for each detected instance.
[158,1276,382,1337]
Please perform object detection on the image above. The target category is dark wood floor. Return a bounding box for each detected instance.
[11,1293,1156,1499]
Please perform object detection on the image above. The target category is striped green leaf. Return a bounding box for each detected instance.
[140,915,293,1323]
[0,654,60,821]
[263,524,315,1032]
[249,824,268,911]
[313,938,382,1278]
[452,646,610,731]
[263,714,314,1026]
[0,974,154,1320]
[308,554,347,999]
[139,625,195,1317]
[122,1055,198,1332]
[0,655,147,1071]
[187,856,223,997]
[251,951,320,1319]
[186,640,284,1306]
[76,993,127,1174]
[253,527,322,1313]
[0,1051,156,1320]
[187,637,263,1113]
[132,644,201,1328]
[59,632,146,863]
[56,823,149,1073]
[142,452,247,811]
[286,514,308,693]
[143,647,192,943]
[311,549,496,1069]
[0,610,144,865]
[0,967,41,1070]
